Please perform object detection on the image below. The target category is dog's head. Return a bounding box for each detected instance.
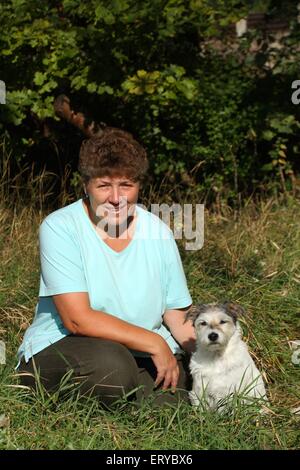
[185,302,245,351]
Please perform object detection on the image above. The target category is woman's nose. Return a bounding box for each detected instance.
[108,186,120,205]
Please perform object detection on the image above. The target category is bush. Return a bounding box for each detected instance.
[0,0,300,201]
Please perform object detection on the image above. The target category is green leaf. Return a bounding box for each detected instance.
[137,70,147,79]
[87,82,98,93]
[262,130,275,141]
[95,5,115,24]
[145,84,156,94]
[33,72,46,86]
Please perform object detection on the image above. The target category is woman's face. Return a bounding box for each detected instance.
[84,175,140,227]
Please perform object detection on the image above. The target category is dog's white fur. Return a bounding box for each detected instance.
[187,303,267,411]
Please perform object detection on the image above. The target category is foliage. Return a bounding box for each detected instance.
[0,0,300,199]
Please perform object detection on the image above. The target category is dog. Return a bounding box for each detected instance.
[185,302,267,411]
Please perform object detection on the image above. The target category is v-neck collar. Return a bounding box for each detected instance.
[79,199,139,256]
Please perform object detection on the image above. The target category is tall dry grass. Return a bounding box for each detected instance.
[0,139,299,449]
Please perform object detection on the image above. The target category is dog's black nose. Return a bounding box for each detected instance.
[208,332,219,342]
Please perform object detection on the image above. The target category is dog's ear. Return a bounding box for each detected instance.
[184,304,208,325]
[223,301,246,322]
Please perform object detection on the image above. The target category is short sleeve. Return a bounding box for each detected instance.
[164,234,192,310]
[39,216,88,296]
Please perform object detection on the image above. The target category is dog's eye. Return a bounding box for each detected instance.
[220,320,227,324]
[200,321,207,326]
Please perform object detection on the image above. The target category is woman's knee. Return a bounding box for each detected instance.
[17,339,140,405]
[17,354,75,392]
[77,340,139,402]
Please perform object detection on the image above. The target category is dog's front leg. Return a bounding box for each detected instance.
[189,375,213,409]
[189,389,200,406]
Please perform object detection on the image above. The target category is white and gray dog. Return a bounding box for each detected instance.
[185,302,267,411]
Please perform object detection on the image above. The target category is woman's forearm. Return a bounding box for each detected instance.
[72,308,166,356]
[53,291,170,357]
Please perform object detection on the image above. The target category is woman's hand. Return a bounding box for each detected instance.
[150,337,179,392]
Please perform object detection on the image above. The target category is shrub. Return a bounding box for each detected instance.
[0,0,300,201]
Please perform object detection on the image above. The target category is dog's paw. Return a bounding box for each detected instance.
[189,390,200,406]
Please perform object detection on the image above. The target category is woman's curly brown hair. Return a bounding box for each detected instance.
[78,127,149,183]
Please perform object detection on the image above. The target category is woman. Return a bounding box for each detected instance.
[17,128,196,406]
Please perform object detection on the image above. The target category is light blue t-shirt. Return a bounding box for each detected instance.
[17,199,192,364]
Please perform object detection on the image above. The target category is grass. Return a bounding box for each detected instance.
[0,149,299,450]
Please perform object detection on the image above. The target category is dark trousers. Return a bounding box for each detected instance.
[18,335,192,407]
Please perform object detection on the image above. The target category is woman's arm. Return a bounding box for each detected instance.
[163,307,196,353]
[53,291,179,391]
